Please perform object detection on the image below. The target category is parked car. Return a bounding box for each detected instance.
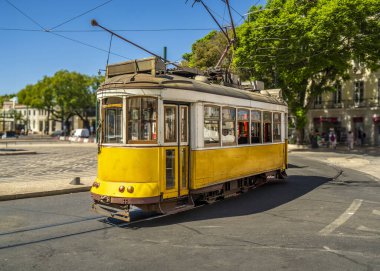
[1,131,18,139]
[72,128,90,138]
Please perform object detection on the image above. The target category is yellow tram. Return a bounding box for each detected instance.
[91,57,288,221]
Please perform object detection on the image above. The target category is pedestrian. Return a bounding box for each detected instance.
[361,132,366,146]
[330,132,337,149]
[347,130,354,150]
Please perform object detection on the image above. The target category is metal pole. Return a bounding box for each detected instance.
[163,46,167,63]
[197,0,230,42]
[91,20,180,68]
[95,99,98,143]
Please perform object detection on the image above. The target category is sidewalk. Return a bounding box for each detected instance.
[0,143,96,201]
[288,144,380,182]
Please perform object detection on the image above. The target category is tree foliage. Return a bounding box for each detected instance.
[182,30,230,70]
[18,70,103,133]
[0,94,16,109]
[183,0,380,140]
[234,0,380,138]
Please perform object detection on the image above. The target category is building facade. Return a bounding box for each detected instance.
[1,100,95,135]
[307,68,380,146]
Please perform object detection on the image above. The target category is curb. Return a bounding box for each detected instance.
[0,151,37,156]
[59,136,96,143]
[0,186,91,201]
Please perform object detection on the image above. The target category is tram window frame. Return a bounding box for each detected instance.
[263,111,272,143]
[127,96,158,144]
[180,106,188,144]
[164,105,177,143]
[102,97,123,144]
[237,109,249,145]
[204,105,221,147]
[250,110,262,144]
[285,113,288,140]
[222,107,236,146]
[273,112,282,142]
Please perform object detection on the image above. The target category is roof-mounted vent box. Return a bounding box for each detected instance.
[106,57,166,78]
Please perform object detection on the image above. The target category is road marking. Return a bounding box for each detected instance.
[319,199,363,236]
[357,225,380,234]
[373,210,380,216]
[198,226,222,228]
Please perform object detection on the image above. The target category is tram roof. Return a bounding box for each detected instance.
[98,73,287,106]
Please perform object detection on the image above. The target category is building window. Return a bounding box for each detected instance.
[222,107,236,145]
[314,94,322,106]
[251,111,262,144]
[204,105,220,146]
[334,83,342,104]
[354,81,364,104]
[33,110,36,116]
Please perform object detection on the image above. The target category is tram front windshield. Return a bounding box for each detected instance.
[102,97,157,144]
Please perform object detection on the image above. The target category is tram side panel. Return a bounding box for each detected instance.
[191,144,285,190]
[94,147,161,199]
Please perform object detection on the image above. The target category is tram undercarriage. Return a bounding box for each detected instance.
[91,169,287,222]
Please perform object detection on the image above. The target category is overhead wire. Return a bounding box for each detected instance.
[0,27,218,32]
[219,0,244,21]
[49,0,114,31]
[4,1,131,60]
[49,31,131,60]
[4,0,47,31]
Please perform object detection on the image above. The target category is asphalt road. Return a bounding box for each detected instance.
[0,155,379,271]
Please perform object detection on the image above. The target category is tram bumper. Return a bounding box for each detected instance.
[92,202,131,222]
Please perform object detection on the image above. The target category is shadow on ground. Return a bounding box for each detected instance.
[107,173,330,229]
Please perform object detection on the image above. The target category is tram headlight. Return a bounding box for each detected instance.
[92,182,100,188]
[119,186,125,193]
[127,186,134,193]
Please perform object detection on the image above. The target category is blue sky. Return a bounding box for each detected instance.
[0,0,264,95]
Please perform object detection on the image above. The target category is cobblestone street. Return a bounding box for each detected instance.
[0,144,97,183]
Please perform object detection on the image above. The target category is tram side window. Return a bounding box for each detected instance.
[164,106,177,143]
[103,97,123,143]
[238,109,249,144]
[222,107,236,145]
[285,113,289,140]
[273,113,281,142]
[263,111,272,143]
[204,105,220,146]
[127,97,157,143]
[251,110,262,144]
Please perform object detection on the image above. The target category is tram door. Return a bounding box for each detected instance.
[163,104,189,199]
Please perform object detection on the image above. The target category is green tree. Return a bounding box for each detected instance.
[234,0,380,141]
[18,71,103,134]
[0,94,16,108]
[182,30,231,70]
